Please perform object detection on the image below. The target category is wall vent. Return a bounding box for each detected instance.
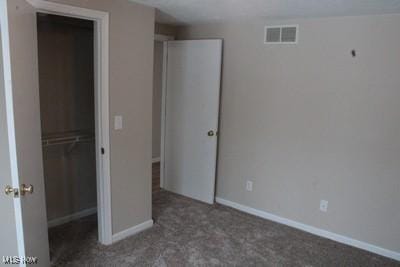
[264,25,298,44]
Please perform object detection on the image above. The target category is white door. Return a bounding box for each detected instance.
[163,40,222,204]
[0,21,19,261]
[0,0,50,265]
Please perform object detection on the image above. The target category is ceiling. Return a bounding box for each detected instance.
[129,0,400,25]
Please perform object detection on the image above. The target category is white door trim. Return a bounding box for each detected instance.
[154,34,173,189]
[27,0,112,245]
[160,41,168,189]
[0,0,27,260]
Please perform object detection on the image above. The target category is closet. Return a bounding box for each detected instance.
[37,13,97,260]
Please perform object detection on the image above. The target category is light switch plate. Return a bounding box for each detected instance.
[114,115,123,130]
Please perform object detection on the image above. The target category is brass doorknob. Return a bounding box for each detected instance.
[20,184,33,195]
[5,185,14,195]
[207,130,215,137]
[5,185,18,197]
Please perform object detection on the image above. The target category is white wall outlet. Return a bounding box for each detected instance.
[320,200,328,212]
[246,181,253,192]
[114,115,123,130]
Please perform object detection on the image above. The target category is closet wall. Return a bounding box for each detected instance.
[37,14,96,222]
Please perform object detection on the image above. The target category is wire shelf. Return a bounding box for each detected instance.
[42,130,95,147]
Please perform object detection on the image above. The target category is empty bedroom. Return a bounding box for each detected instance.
[0,0,399,266]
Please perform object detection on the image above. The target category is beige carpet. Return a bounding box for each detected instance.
[48,190,399,266]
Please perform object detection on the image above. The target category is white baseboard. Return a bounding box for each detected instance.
[215,197,400,261]
[152,157,161,163]
[112,219,153,243]
[47,207,97,228]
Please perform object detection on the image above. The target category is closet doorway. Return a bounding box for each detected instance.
[0,1,110,261]
[36,10,110,263]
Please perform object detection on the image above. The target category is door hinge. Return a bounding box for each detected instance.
[101,147,105,155]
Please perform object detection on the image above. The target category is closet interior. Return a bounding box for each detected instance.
[37,13,97,261]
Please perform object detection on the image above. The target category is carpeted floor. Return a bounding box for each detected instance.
[48,190,399,266]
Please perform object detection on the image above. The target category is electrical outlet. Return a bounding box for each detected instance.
[320,200,328,212]
[246,181,253,192]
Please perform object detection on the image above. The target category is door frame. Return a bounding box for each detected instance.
[154,34,173,189]
[28,0,112,245]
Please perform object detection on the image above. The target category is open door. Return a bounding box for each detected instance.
[0,18,19,262]
[163,40,222,204]
[0,0,50,265]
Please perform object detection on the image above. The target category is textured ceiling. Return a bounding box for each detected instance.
[129,0,400,25]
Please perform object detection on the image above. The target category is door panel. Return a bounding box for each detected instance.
[164,40,222,204]
[0,21,19,260]
[0,0,50,265]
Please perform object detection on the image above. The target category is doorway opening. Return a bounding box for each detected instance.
[152,34,173,195]
[152,39,164,193]
[37,13,96,263]
[1,0,108,262]
[151,37,222,204]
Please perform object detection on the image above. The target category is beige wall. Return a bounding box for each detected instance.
[152,41,163,159]
[179,14,400,252]
[49,0,154,234]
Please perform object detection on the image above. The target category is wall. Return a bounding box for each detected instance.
[49,0,154,234]
[179,14,400,253]
[155,22,178,36]
[152,41,163,159]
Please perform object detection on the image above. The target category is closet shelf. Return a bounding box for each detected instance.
[42,130,94,147]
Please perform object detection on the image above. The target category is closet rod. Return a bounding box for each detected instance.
[42,132,94,147]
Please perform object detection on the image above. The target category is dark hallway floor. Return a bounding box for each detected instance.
[152,161,161,193]
[48,191,399,266]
